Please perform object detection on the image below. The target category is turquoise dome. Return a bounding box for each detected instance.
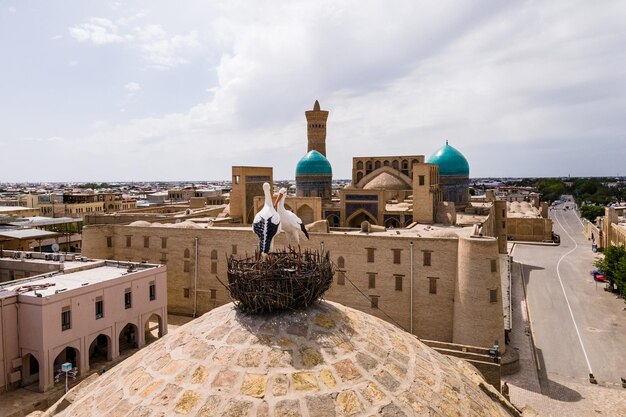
[427,142,469,176]
[296,150,332,176]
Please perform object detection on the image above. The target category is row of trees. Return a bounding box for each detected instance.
[533,177,626,206]
[595,246,626,301]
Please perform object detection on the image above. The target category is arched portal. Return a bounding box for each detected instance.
[144,313,163,344]
[326,214,340,227]
[297,205,314,225]
[53,347,79,382]
[119,323,139,355]
[88,334,111,368]
[347,210,377,228]
[22,353,40,386]
[385,217,401,228]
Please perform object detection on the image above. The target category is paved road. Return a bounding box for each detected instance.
[513,199,626,389]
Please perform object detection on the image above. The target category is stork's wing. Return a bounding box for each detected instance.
[253,217,281,254]
[263,219,280,253]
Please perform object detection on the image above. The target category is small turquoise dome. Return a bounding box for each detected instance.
[427,142,469,176]
[296,150,332,176]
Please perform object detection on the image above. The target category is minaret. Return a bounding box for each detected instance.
[305,100,329,156]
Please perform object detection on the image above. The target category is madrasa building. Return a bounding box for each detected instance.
[81,101,511,374]
[277,101,471,229]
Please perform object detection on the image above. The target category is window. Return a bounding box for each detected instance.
[211,250,218,260]
[126,236,132,247]
[419,175,425,186]
[210,289,217,300]
[423,251,431,266]
[160,252,167,262]
[184,260,190,273]
[395,275,403,291]
[211,262,217,274]
[183,288,190,298]
[392,249,402,264]
[232,245,237,255]
[490,289,498,303]
[149,282,156,301]
[368,273,376,289]
[95,297,103,319]
[161,237,167,249]
[337,271,345,285]
[124,289,132,309]
[61,307,71,331]
[184,248,190,258]
[502,221,506,229]
[491,259,497,273]
[502,209,506,218]
[370,296,379,309]
[234,175,240,184]
[366,248,375,263]
[428,277,438,294]
[337,257,345,269]
[106,236,112,248]
[144,236,149,248]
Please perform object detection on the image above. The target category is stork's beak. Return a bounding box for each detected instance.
[273,193,283,209]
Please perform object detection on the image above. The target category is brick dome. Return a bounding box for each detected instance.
[46,301,517,417]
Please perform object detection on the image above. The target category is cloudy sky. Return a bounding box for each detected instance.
[1,0,625,182]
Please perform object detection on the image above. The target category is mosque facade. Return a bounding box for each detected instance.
[81,100,507,357]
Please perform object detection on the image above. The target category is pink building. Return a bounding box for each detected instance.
[0,256,167,392]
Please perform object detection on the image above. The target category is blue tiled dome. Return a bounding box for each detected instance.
[427,142,469,176]
[296,150,332,176]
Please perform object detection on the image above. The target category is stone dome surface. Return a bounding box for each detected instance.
[363,172,411,190]
[427,142,470,176]
[296,150,332,176]
[49,301,516,417]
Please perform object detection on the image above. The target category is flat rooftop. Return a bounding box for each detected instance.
[0,261,161,298]
[0,207,35,213]
[121,220,479,238]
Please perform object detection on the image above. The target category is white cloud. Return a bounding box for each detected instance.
[132,24,200,69]
[124,82,141,94]
[68,18,131,45]
[68,18,200,69]
[6,0,626,181]
[8,6,16,13]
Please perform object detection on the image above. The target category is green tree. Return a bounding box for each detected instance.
[595,245,626,301]
[537,178,567,202]
[579,205,605,222]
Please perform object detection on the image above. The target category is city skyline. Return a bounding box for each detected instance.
[2,0,626,182]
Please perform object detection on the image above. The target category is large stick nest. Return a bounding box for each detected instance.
[226,249,334,314]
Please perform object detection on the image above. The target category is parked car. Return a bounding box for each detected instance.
[552,232,560,244]
[592,270,607,282]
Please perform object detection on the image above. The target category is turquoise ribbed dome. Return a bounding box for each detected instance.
[296,150,332,176]
[427,142,469,176]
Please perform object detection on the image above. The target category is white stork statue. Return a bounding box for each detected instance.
[252,182,281,257]
[274,188,310,252]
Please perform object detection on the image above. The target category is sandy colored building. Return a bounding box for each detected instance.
[505,201,553,242]
[82,205,506,352]
[585,206,626,249]
[0,255,167,392]
[230,166,273,224]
